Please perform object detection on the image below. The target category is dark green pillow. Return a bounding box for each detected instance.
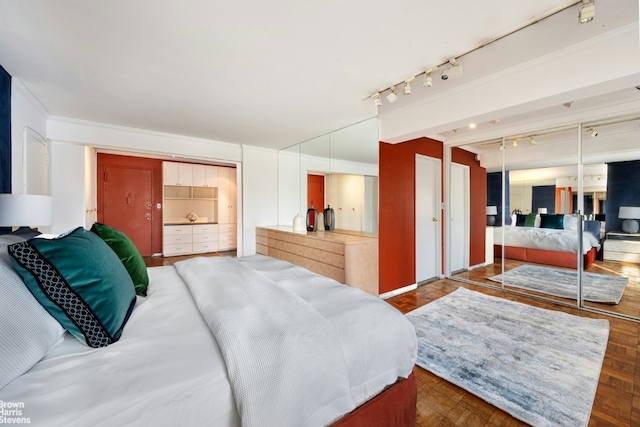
[540,214,564,229]
[524,213,537,227]
[8,227,136,348]
[91,222,149,296]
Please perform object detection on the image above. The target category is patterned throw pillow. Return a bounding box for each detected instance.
[8,227,136,348]
[0,235,65,390]
[91,222,149,296]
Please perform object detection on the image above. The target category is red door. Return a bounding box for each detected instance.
[102,165,153,256]
[307,174,325,211]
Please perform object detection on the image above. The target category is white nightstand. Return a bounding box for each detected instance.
[603,232,640,263]
[485,227,494,265]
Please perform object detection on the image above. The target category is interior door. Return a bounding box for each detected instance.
[415,154,442,283]
[307,174,325,211]
[102,165,153,256]
[450,163,469,272]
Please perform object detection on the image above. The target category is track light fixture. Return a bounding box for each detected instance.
[422,66,437,87]
[386,87,398,103]
[440,58,462,81]
[579,0,595,24]
[587,128,598,137]
[371,92,382,107]
[403,77,414,95]
[512,139,519,147]
[529,136,537,145]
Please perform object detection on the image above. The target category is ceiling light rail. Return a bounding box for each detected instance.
[365,0,593,107]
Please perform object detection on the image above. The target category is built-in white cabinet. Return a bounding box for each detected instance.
[163,162,193,186]
[218,167,237,225]
[326,174,364,231]
[192,164,219,187]
[162,161,237,256]
[163,225,193,256]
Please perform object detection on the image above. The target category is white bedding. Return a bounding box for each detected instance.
[175,255,417,427]
[0,256,416,427]
[494,226,601,255]
[0,266,240,427]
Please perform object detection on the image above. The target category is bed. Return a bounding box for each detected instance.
[0,227,417,427]
[493,215,601,269]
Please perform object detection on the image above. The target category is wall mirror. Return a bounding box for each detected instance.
[277,117,379,233]
[449,113,640,321]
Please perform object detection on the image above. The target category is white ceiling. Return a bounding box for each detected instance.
[0,0,580,150]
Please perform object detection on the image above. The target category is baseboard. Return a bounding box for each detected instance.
[379,283,418,300]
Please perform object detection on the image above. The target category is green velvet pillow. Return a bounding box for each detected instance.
[540,214,564,229]
[524,213,537,227]
[91,222,149,296]
[8,227,136,348]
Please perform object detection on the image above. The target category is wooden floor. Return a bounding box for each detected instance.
[387,278,640,427]
[145,253,640,426]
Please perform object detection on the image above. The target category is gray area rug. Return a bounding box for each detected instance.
[488,264,628,304]
[406,287,609,427]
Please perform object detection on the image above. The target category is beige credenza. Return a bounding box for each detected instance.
[256,226,379,295]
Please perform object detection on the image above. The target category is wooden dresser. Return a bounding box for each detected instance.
[256,226,379,295]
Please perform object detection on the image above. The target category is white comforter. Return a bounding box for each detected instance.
[494,226,601,255]
[175,255,417,427]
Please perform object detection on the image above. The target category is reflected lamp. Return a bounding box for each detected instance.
[618,206,640,234]
[486,206,498,226]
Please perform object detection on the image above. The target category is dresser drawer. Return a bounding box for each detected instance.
[193,232,218,243]
[164,225,192,236]
[164,234,193,245]
[163,243,193,256]
[219,224,236,233]
[192,224,219,234]
[193,242,218,253]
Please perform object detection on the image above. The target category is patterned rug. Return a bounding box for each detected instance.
[406,287,609,427]
[488,264,628,304]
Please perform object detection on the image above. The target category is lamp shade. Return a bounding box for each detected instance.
[619,206,640,219]
[486,206,497,215]
[538,208,548,214]
[0,194,53,227]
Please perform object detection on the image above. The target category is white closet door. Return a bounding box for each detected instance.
[450,163,470,272]
[415,154,442,283]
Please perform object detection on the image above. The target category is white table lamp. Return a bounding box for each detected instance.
[538,208,548,214]
[619,206,640,234]
[486,206,498,226]
[0,194,53,237]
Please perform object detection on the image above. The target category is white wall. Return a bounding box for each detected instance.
[242,146,278,255]
[10,79,48,194]
[50,142,86,234]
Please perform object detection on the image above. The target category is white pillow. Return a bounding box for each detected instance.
[0,235,65,390]
[563,215,579,231]
[510,214,517,226]
[534,214,542,228]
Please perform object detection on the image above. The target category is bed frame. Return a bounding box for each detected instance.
[495,245,597,269]
[333,372,417,427]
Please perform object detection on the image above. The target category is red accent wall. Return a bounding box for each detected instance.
[307,174,325,211]
[452,147,487,267]
[379,138,443,294]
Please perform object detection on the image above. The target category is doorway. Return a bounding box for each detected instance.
[97,154,163,256]
[450,163,470,273]
[415,154,442,283]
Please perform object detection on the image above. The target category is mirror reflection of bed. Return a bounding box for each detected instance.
[451,115,640,321]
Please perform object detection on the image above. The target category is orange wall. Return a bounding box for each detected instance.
[379,138,443,294]
[379,140,487,294]
[451,147,487,267]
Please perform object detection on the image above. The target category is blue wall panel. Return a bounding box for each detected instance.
[606,160,640,233]
[532,185,556,214]
[0,65,10,194]
[486,171,510,225]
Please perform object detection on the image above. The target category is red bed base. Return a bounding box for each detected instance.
[332,372,417,427]
[494,245,597,269]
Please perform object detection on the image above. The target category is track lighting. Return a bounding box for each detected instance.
[371,93,382,107]
[563,101,574,108]
[403,77,414,95]
[422,66,437,87]
[490,119,500,125]
[579,0,595,24]
[529,136,537,145]
[587,128,598,137]
[512,139,519,147]
[440,58,462,81]
[386,87,398,103]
